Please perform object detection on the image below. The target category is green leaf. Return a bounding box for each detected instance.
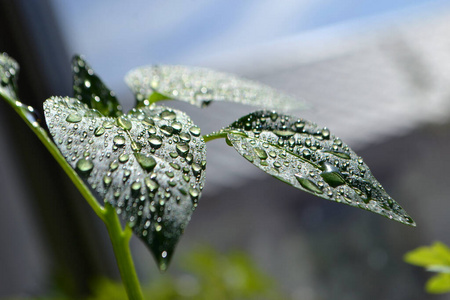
[72,55,123,117]
[404,242,450,267]
[44,97,207,270]
[125,65,304,111]
[426,273,450,294]
[218,110,415,226]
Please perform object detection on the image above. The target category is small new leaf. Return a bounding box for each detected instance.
[72,55,123,117]
[125,65,304,111]
[44,97,206,270]
[219,110,415,226]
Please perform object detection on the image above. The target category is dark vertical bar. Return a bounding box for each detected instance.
[0,0,116,297]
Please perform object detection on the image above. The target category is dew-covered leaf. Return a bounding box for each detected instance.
[125,65,303,111]
[44,97,206,270]
[219,110,415,226]
[0,53,19,101]
[72,55,123,117]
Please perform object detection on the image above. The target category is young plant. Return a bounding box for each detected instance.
[0,52,415,299]
[405,242,450,294]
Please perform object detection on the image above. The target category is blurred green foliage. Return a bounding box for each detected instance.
[404,242,450,294]
[8,247,287,300]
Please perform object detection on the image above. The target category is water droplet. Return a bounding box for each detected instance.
[113,135,126,147]
[243,154,254,162]
[189,187,199,199]
[192,163,202,176]
[66,113,82,123]
[176,143,189,157]
[135,153,156,171]
[295,175,323,194]
[160,125,173,136]
[273,129,295,137]
[169,162,180,170]
[165,171,174,178]
[319,162,346,188]
[131,181,142,193]
[110,160,119,171]
[160,110,176,120]
[148,135,162,148]
[119,153,129,163]
[321,128,330,139]
[179,132,191,142]
[131,141,142,152]
[254,147,268,160]
[145,177,159,192]
[189,126,201,136]
[94,126,105,136]
[171,122,182,132]
[103,120,114,129]
[76,158,94,174]
[116,116,132,130]
[103,175,112,186]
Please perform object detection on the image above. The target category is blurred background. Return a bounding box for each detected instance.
[1,0,450,299]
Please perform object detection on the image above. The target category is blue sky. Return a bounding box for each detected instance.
[50,0,449,104]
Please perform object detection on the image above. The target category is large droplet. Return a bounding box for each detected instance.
[160,110,176,120]
[254,147,268,160]
[160,125,173,136]
[135,153,156,171]
[189,126,201,137]
[94,126,105,136]
[320,162,346,188]
[148,134,162,148]
[176,143,189,157]
[119,153,129,163]
[273,129,295,137]
[295,175,323,194]
[113,135,126,147]
[117,116,132,130]
[144,177,159,192]
[76,158,94,175]
[66,113,82,123]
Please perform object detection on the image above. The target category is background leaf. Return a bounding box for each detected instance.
[404,242,450,267]
[426,273,450,294]
[220,110,415,226]
[72,55,123,117]
[125,65,304,111]
[44,97,206,270]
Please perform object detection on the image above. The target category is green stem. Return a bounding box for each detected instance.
[103,204,144,300]
[202,131,228,142]
[1,94,144,299]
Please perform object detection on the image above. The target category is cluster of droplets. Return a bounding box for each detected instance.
[125,65,302,112]
[224,111,415,226]
[44,96,207,268]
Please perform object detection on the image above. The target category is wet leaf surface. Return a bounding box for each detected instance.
[44,97,206,269]
[221,110,415,226]
[125,65,304,111]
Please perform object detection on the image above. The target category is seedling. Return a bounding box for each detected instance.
[0,53,415,299]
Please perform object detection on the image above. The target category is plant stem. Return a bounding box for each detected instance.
[103,204,144,300]
[202,131,228,142]
[0,94,144,299]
